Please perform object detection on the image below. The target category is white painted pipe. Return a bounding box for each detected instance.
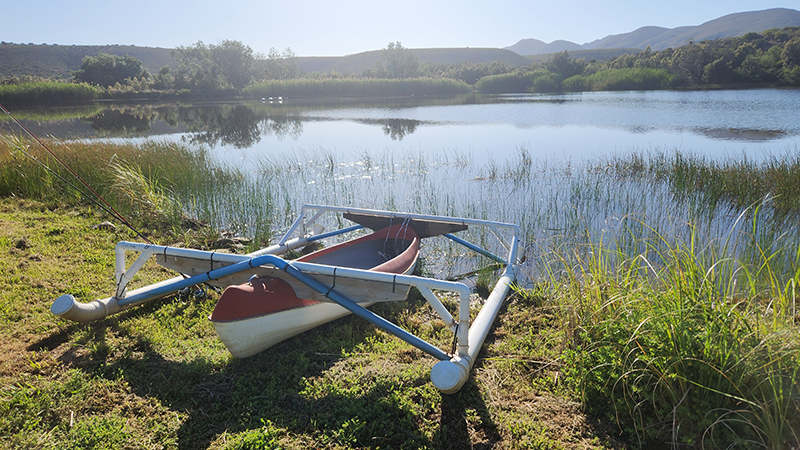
[51,274,188,322]
[430,274,514,393]
[430,236,519,394]
[51,237,311,322]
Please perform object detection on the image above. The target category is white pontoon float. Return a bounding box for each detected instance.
[51,204,522,393]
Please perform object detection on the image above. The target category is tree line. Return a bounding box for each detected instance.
[473,26,800,93]
[14,27,800,98]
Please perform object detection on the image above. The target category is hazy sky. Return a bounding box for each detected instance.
[5,1,798,56]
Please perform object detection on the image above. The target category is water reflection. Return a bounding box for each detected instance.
[381,119,420,140]
[78,103,306,147]
[86,108,156,136]
[2,90,798,161]
[694,127,787,142]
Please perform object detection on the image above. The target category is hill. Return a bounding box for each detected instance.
[507,8,800,55]
[0,43,176,79]
[298,47,531,75]
[3,8,799,81]
[0,43,533,80]
[586,8,800,50]
[524,48,643,63]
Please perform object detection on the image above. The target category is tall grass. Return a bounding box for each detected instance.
[243,77,470,99]
[593,149,800,219]
[0,136,273,246]
[544,211,800,447]
[563,68,676,91]
[0,82,101,106]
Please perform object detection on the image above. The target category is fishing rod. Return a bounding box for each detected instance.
[0,103,152,244]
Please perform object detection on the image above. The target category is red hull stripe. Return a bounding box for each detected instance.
[211,224,419,322]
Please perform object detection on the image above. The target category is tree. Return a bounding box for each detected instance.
[544,51,586,79]
[172,40,256,90]
[211,40,255,89]
[377,42,419,79]
[782,37,800,67]
[264,47,299,80]
[73,53,148,87]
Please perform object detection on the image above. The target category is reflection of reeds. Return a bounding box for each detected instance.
[243,77,470,99]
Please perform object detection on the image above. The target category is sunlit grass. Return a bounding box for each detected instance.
[544,212,800,447]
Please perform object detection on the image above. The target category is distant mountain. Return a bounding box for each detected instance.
[586,8,800,50]
[3,8,799,81]
[507,8,800,55]
[297,48,531,75]
[505,39,582,56]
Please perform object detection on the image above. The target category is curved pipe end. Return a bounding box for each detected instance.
[431,357,470,394]
[51,294,112,322]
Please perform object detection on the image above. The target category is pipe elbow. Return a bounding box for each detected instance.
[51,294,113,322]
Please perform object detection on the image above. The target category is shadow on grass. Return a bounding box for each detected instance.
[49,302,499,449]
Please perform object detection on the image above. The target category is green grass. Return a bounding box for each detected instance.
[0,196,626,449]
[546,214,800,447]
[563,68,676,91]
[0,136,274,248]
[0,82,101,106]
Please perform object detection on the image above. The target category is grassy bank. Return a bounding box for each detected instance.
[544,214,800,447]
[0,197,620,449]
[1,138,799,448]
[0,136,273,248]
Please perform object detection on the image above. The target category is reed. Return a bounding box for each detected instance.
[0,136,273,245]
[563,68,676,91]
[546,212,800,447]
[0,82,101,106]
[594,148,800,219]
[474,71,533,94]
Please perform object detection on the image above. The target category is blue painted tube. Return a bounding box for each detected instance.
[117,252,450,360]
[117,253,290,307]
[306,225,363,243]
[281,263,450,361]
[444,233,507,265]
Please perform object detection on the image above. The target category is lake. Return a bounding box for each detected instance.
[4,88,799,282]
[4,88,799,166]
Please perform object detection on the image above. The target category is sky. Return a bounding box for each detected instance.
[4,1,799,56]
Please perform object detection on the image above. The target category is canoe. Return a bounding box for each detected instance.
[50,204,521,393]
[210,223,421,357]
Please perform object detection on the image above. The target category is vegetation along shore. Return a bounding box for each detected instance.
[0,133,798,448]
[1,26,800,106]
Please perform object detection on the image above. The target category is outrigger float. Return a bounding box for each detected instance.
[51,204,522,393]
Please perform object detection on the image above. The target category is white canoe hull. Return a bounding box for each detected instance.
[210,223,419,357]
[212,301,366,358]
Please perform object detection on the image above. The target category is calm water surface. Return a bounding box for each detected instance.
[4,89,799,166]
[211,89,800,166]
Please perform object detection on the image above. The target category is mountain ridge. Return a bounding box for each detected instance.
[506,8,800,55]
